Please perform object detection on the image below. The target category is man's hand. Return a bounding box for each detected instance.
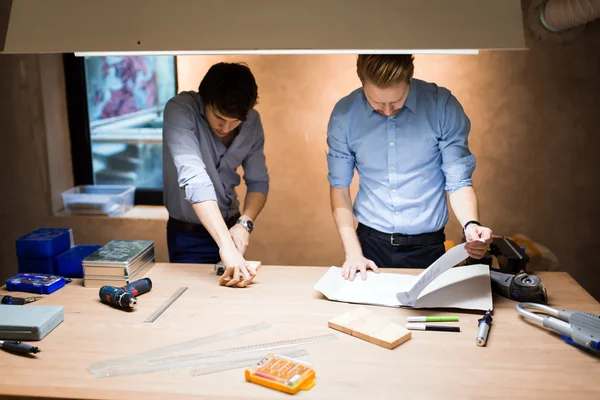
[229,224,250,255]
[218,244,256,288]
[341,254,380,281]
[464,224,493,259]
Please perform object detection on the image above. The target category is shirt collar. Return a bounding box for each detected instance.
[362,79,418,117]
[196,94,207,119]
[404,80,417,114]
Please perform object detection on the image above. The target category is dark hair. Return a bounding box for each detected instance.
[198,62,258,121]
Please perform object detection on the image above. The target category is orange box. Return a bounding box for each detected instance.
[244,353,315,395]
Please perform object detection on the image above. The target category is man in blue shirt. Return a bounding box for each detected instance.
[327,55,492,281]
[162,62,269,288]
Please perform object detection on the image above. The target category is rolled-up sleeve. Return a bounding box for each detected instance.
[163,100,217,204]
[438,92,476,194]
[241,116,269,196]
[326,116,355,188]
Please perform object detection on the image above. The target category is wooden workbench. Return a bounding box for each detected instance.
[0,263,599,400]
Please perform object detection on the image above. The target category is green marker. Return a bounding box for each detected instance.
[407,316,459,322]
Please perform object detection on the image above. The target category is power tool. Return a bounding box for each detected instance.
[99,278,152,310]
[464,236,548,303]
[516,302,600,354]
[215,261,226,276]
[490,270,548,303]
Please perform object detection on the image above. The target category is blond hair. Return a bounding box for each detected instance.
[357,55,415,88]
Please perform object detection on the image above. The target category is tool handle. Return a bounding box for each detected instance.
[123,278,152,297]
[542,316,572,336]
[0,341,41,354]
[0,295,25,305]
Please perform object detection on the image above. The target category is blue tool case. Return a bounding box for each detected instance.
[55,244,103,278]
[15,228,73,258]
[5,273,67,295]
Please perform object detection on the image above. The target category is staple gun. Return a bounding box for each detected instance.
[516,303,600,353]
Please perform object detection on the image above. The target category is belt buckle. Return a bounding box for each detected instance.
[390,235,400,247]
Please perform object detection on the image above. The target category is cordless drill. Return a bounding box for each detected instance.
[99,278,152,310]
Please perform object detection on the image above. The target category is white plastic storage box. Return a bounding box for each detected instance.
[61,185,135,216]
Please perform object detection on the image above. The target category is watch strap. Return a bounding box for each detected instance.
[236,219,253,232]
[463,220,482,231]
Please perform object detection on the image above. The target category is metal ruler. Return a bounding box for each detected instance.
[144,287,187,323]
[149,333,337,366]
[89,321,270,375]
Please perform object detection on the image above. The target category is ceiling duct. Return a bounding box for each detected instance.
[528,0,600,42]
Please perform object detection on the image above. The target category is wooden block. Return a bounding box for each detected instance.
[328,307,411,349]
[247,261,261,271]
[217,261,262,286]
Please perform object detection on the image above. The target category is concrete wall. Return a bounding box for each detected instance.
[1,19,599,300]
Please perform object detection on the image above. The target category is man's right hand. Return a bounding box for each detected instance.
[218,244,256,288]
[341,254,380,281]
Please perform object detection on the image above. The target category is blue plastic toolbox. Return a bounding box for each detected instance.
[17,257,58,275]
[15,228,73,258]
[5,273,67,295]
[55,244,103,278]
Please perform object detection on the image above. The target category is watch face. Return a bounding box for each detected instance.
[239,219,253,232]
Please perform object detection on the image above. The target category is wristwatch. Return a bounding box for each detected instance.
[236,219,254,233]
[463,220,482,232]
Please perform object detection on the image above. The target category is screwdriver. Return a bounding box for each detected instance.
[0,340,41,355]
[0,295,43,305]
[99,278,153,310]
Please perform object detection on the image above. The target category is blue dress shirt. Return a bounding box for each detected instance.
[327,78,475,235]
[162,91,269,224]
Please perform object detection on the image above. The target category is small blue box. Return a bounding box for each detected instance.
[55,244,103,278]
[15,228,73,259]
[6,273,66,294]
[17,257,57,275]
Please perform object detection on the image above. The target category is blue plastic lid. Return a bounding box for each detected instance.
[16,228,71,242]
[56,244,103,260]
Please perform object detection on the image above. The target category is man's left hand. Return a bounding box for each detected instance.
[464,224,493,259]
[229,224,250,256]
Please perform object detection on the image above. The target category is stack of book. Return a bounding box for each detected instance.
[82,240,155,288]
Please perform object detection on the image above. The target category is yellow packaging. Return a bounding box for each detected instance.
[244,353,315,395]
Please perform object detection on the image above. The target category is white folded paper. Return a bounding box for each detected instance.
[314,243,493,311]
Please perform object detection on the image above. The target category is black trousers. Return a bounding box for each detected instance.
[356,223,446,269]
[166,213,240,264]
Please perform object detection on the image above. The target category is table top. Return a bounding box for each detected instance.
[0,263,599,400]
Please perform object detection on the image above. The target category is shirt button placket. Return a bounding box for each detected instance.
[387,117,399,231]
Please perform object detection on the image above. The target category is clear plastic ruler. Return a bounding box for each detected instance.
[144,286,188,323]
[95,349,309,379]
[149,333,337,366]
[189,349,309,377]
[89,321,270,374]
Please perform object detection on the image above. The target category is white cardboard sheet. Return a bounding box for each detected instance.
[314,243,493,311]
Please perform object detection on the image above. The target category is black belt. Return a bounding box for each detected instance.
[357,223,445,247]
[168,213,240,232]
